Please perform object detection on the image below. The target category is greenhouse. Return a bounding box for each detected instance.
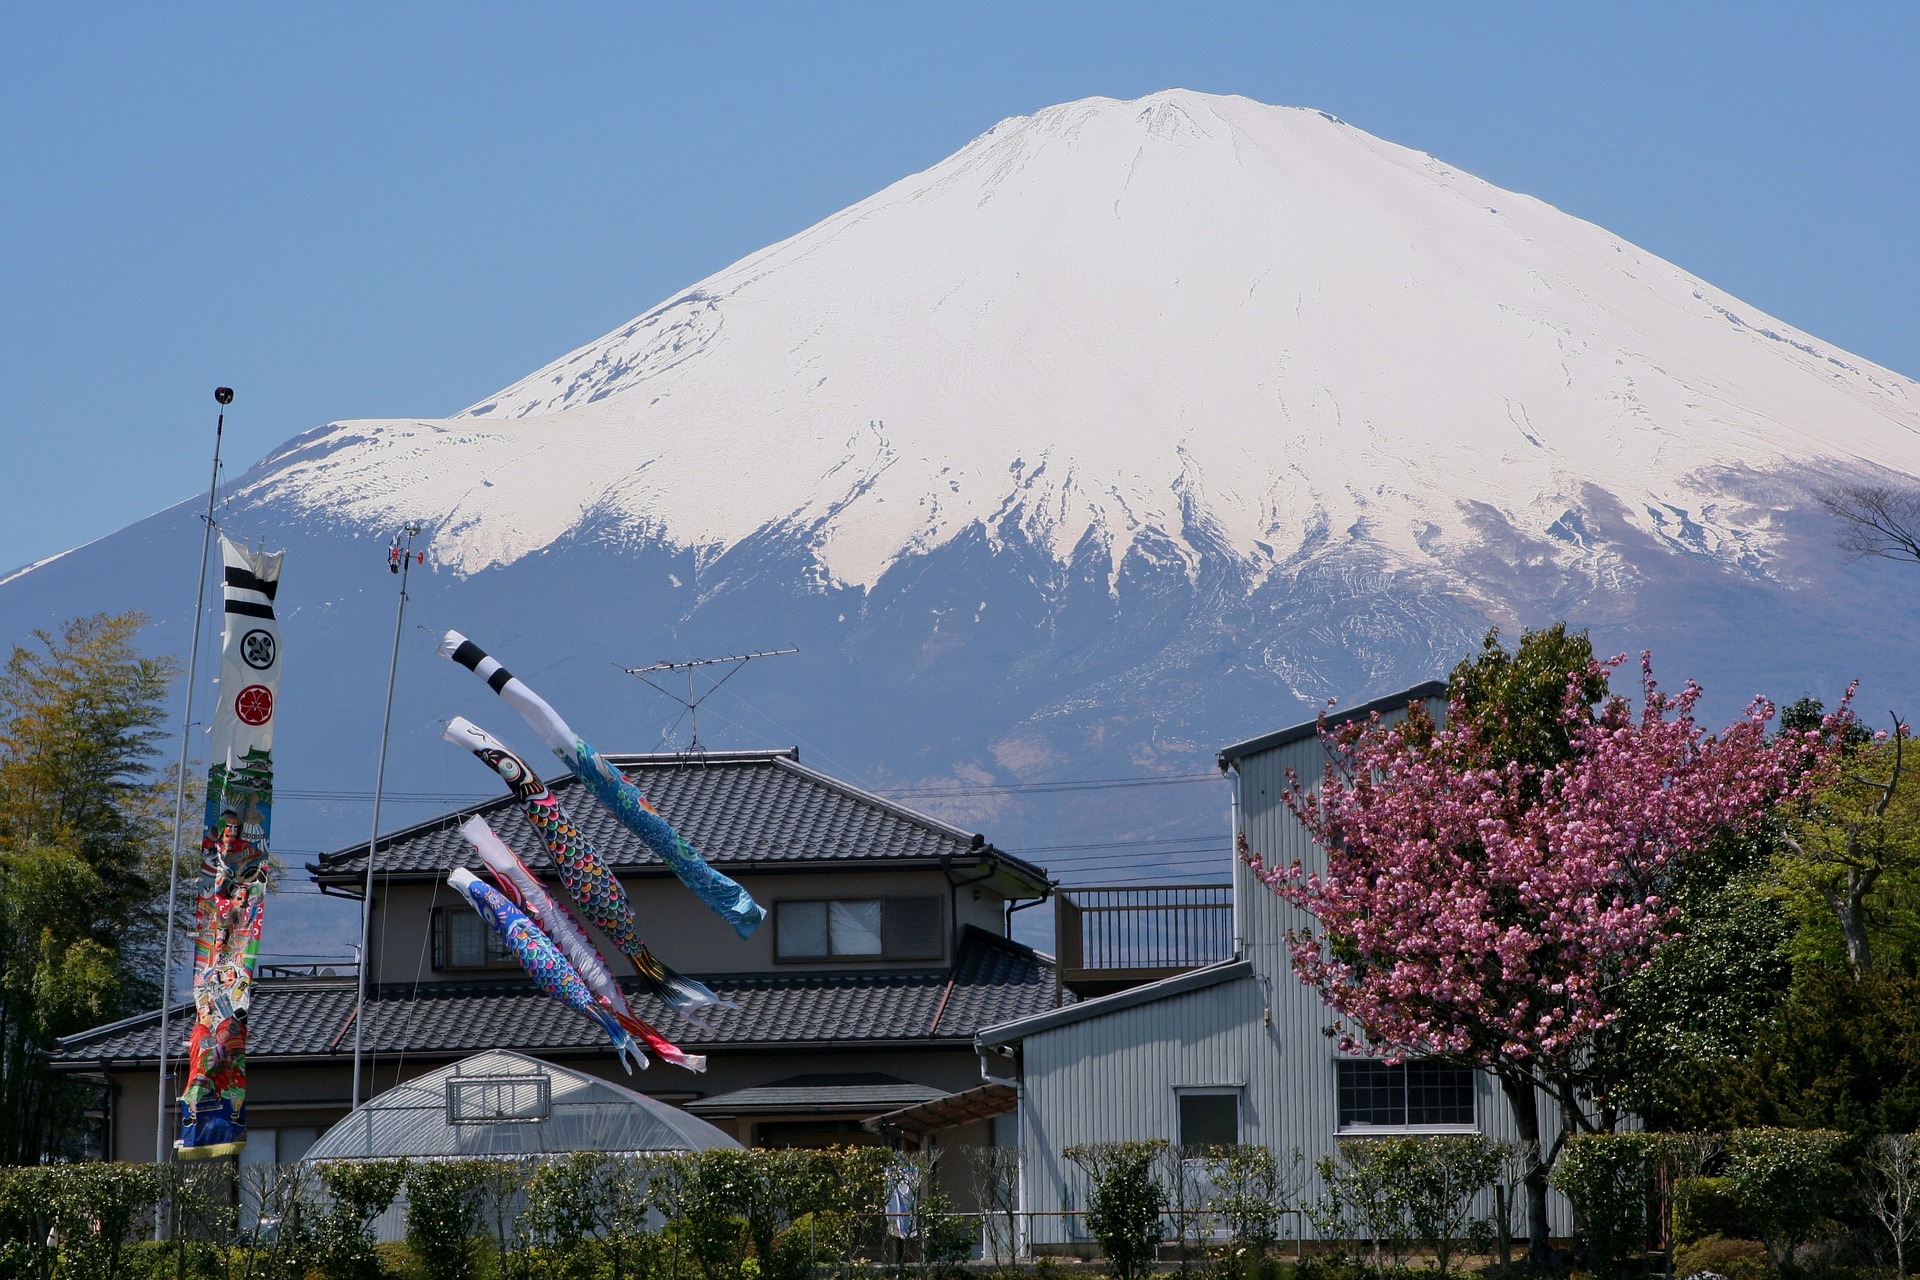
[303,1050,741,1161]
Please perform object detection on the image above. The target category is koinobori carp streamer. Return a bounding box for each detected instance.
[447,868,705,1073]
[437,632,766,937]
[178,536,285,1159]
[445,719,728,1012]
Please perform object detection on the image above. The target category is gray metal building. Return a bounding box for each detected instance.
[978,682,1569,1249]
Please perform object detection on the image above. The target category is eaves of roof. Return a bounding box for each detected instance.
[53,930,1059,1070]
[686,1077,945,1116]
[1215,680,1448,767]
[303,749,1049,894]
[974,957,1254,1047]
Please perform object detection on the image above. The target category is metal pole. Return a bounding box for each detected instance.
[154,387,230,1204]
[351,524,420,1124]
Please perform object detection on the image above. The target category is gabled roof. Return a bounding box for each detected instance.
[1215,680,1448,767]
[309,749,1049,893]
[974,957,1253,1046]
[51,928,1059,1069]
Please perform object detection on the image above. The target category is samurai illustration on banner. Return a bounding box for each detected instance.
[437,632,767,937]
[177,537,284,1159]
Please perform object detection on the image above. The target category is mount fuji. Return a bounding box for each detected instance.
[7,90,1920,950]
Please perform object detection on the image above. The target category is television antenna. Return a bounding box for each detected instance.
[622,647,798,752]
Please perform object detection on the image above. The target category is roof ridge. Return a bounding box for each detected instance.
[603,748,800,766]
[766,755,982,850]
[1216,679,1448,765]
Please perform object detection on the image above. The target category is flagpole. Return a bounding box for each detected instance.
[351,523,421,1129]
[153,387,229,1221]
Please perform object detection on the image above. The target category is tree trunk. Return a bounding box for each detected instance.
[1499,1072,1551,1264]
[1836,867,1877,976]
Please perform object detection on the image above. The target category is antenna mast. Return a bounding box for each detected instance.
[351,523,423,1130]
[623,647,797,752]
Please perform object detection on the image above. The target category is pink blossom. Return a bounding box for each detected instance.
[1246,654,1851,1074]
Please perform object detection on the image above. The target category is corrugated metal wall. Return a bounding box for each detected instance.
[1013,694,1569,1245]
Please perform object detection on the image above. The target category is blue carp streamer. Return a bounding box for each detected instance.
[448,868,705,1073]
[437,631,767,938]
[446,720,728,1012]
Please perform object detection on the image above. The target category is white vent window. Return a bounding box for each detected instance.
[447,1074,551,1125]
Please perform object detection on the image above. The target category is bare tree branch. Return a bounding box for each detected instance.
[1822,484,1920,564]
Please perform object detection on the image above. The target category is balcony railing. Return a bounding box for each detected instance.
[258,961,357,982]
[1055,884,1234,997]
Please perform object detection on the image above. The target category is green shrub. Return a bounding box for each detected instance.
[1312,1136,1502,1274]
[1673,1176,1747,1246]
[1725,1128,1844,1268]
[1388,1135,1504,1276]
[1552,1132,1659,1277]
[1203,1144,1304,1268]
[404,1160,492,1280]
[1674,1232,1773,1280]
[315,1160,407,1280]
[1064,1140,1167,1280]
[55,1163,164,1280]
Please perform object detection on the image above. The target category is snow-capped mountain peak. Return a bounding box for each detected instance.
[245,89,1920,591]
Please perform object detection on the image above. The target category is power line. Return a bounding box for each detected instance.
[878,772,1224,798]
[1008,833,1224,854]
[263,768,1224,806]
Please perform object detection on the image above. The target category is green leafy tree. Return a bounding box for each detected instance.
[0,612,175,1162]
[1065,1140,1167,1280]
[1448,622,1608,775]
[1678,967,1920,1135]
[1779,728,1920,977]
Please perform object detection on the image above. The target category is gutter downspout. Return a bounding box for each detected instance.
[978,1045,1024,1262]
[1225,763,1244,954]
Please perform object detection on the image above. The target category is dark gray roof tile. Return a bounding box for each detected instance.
[52,930,1059,1068]
[311,751,1046,886]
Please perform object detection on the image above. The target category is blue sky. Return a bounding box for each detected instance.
[3,3,1915,574]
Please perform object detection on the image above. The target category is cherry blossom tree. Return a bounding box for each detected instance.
[1243,653,1850,1259]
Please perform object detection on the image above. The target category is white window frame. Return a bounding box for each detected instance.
[1334,1058,1480,1135]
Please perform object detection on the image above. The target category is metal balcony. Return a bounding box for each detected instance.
[1054,884,1234,998]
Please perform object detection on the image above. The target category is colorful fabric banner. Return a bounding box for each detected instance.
[445,717,727,1012]
[458,816,711,1070]
[447,868,706,1073]
[437,632,767,938]
[177,537,284,1159]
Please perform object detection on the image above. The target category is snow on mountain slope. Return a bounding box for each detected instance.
[245,89,1920,598]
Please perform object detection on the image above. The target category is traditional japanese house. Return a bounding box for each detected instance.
[52,748,1057,1169]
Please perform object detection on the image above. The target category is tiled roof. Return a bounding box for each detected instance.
[51,929,1059,1068]
[310,750,1047,888]
[686,1074,945,1116]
